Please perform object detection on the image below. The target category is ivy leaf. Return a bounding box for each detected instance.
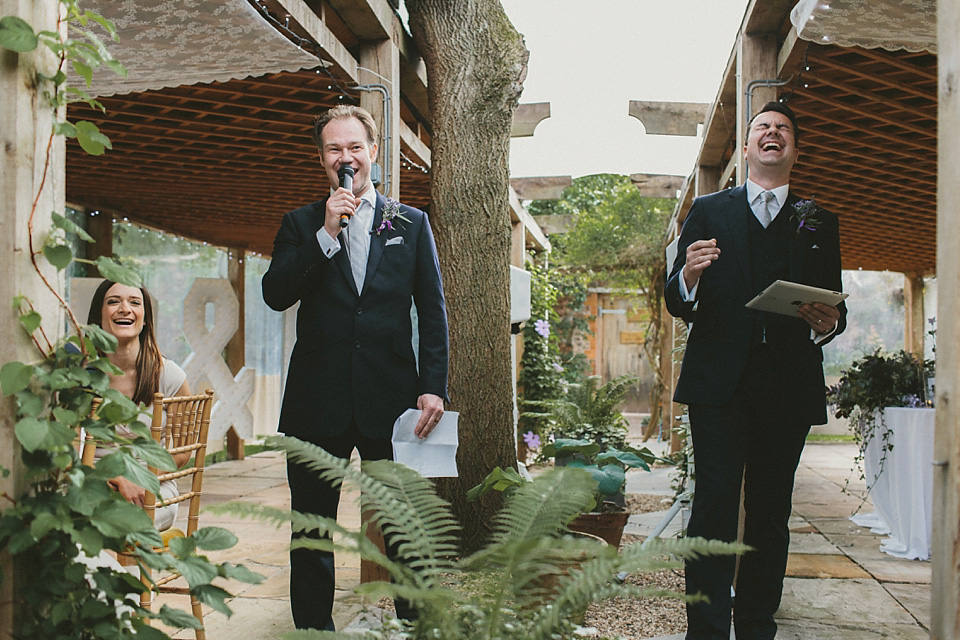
[1,361,34,396]
[220,562,264,584]
[85,323,118,354]
[52,406,80,427]
[52,211,95,243]
[72,59,93,87]
[94,256,141,287]
[90,499,153,538]
[171,555,218,588]
[0,16,39,52]
[156,605,202,629]
[169,535,196,557]
[43,243,74,271]
[130,438,175,471]
[54,120,77,138]
[193,527,237,551]
[191,583,232,615]
[74,120,111,156]
[18,310,43,335]
[15,417,74,452]
[14,388,45,417]
[75,525,105,556]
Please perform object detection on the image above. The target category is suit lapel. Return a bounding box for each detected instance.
[724,185,753,286]
[361,194,387,297]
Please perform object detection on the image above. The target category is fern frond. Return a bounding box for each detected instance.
[489,468,596,545]
[275,437,459,586]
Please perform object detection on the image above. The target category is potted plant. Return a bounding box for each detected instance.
[826,348,934,490]
[543,438,655,546]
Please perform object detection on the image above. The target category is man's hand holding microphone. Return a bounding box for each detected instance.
[323,164,357,239]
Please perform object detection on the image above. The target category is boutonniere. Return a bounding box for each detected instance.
[790,197,823,236]
[376,198,411,236]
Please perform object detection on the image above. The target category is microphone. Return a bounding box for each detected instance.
[337,165,355,228]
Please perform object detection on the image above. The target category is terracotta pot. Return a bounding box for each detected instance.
[568,510,629,547]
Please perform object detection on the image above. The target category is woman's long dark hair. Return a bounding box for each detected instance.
[87,279,164,407]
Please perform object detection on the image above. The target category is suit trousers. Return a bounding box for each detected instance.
[287,421,416,630]
[684,345,811,640]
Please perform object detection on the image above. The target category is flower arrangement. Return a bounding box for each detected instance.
[826,348,934,494]
[790,197,823,235]
[376,198,411,235]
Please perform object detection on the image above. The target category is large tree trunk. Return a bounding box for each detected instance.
[407,0,528,551]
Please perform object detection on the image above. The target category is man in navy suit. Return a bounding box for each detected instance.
[665,102,846,640]
[262,105,448,631]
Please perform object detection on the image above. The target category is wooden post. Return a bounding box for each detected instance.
[736,32,778,185]
[225,249,246,460]
[359,37,400,201]
[933,0,960,636]
[903,271,925,356]
[1,1,65,634]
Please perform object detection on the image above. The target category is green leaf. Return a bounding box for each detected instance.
[72,59,93,87]
[192,527,237,551]
[130,438,175,471]
[191,583,232,615]
[172,555,218,587]
[52,211,95,243]
[1,361,34,396]
[169,535,196,557]
[74,120,111,156]
[52,406,80,427]
[90,499,153,538]
[85,323,119,354]
[14,417,52,452]
[94,256,141,287]
[220,562,264,584]
[156,605,202,629]
[42,243,74,270]
[14,389,45,417]
[0,16,39,52]
[75,525,105,556]
[54,120,77,138]
[18,310,42,335]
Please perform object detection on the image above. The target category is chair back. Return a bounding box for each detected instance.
[143,389,215,536]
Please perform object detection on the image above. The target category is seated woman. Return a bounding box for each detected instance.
[87,279,190,531]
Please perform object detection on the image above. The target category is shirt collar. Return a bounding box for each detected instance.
[357,185,377,211]
[746,179,789,208]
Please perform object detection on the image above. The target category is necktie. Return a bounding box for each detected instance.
[348,202,370,291]
[757,190,776,228]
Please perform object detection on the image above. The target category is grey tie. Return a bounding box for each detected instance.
[348,202,370,291]
[757,190,776,228]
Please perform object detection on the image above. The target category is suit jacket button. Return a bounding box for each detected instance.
[355,341,361,349]
[357,307,363,315]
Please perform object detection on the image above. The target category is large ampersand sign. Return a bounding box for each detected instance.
[181,278,255,443]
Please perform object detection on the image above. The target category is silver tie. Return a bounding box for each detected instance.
[757,190,776,228]
[348,203,370,291]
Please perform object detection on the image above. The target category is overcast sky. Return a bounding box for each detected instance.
[500,0,751,180]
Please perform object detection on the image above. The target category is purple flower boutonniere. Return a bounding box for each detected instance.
[791,198,823,236]
[376,198,411,236]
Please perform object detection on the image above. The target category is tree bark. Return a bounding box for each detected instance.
[406,0,528,551]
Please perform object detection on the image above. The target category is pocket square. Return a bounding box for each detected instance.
[385,236,404,246]
[811,244,820,249]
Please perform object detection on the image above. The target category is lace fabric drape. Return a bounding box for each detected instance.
[790,0,936,53]
[74,0,321,97]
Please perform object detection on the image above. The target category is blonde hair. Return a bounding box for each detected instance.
[312,105,378,148]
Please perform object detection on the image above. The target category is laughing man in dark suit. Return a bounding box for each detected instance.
[262,105,448,631]
[665,101,847,640]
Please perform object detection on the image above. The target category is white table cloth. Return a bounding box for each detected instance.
[850,407,934,560]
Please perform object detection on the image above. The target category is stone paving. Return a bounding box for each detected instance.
[154,440,930,639]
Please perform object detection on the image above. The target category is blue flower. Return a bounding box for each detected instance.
[534,319,550,338]
[523,431,541,448]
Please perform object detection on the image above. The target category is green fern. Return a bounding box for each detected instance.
[215,436,741,639]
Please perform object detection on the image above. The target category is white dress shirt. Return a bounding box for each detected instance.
[315,186,378,258]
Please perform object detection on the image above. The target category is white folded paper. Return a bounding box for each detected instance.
[390,408,459,478]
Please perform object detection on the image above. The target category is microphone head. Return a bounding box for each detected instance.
[337,164,355,180]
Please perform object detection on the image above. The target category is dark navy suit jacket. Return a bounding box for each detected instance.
[664,185,847,425]
[262,192,449,441]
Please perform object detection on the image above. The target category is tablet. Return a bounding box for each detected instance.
[746,280,848,317]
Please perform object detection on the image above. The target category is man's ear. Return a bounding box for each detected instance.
[369,142,379,162]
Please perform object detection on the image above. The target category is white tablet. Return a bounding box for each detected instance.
[746,280,848,317]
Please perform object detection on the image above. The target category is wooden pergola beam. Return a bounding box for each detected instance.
[275,0,359,81]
